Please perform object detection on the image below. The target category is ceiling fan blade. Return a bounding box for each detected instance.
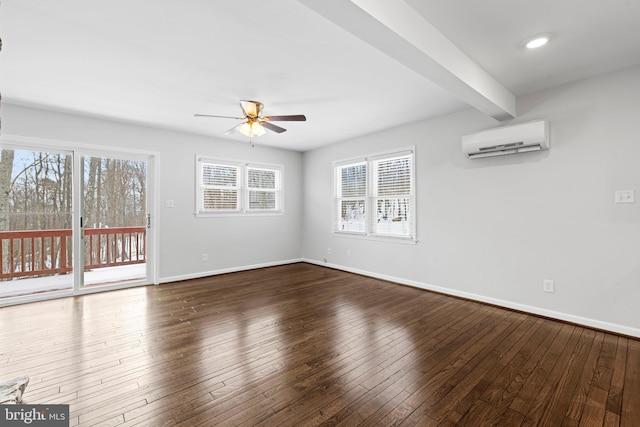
[265,114,307,122]
[194,114,243,119]
[240,100,263,118]
[224,123,244,134]
[262,121,287,134]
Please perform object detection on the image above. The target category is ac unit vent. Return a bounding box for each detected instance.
[479,141,524,152]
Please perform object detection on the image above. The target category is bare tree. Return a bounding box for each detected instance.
[0,148,14,231]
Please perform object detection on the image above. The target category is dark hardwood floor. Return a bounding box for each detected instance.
[0,263,638,426]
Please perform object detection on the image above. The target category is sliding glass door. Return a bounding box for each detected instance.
[0,140,155,302]
[80,153,148,289]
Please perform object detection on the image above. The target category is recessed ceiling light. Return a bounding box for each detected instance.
[523,33,553,49]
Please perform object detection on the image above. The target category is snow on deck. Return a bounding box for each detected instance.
[0,264,146,299]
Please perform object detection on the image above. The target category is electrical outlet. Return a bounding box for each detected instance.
[202,253,208,262]
[327,248,332,255]
[615,190,635,204]
[346,249,352,258]
[543,279,554,293]
[165,199,175,208]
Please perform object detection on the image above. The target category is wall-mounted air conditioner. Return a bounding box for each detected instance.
[462,119,549,159]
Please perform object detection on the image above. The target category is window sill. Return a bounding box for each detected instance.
[331,231,417,245]
[195,211,284,218]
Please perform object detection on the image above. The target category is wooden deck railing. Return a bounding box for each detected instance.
[84,227,146,270]
[0,227,145,279]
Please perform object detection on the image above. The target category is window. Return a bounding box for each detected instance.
[334,148,415,241]
[201,162,240,211]
[336,161,367,233]
[197,157,282,215]
[247,166,278,211]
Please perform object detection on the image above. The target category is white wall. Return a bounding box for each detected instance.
[3,65,639,337]
[2,104,304,281]
[302,65,640,337]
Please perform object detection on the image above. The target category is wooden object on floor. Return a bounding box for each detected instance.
[0,375,29,404]
[0,263,638,426]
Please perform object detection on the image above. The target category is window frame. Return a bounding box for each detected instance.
[245,164,282,213]
[196,156,284,217]
[334,161,368,234]
[332,147,416,243]
[199,160,242,213]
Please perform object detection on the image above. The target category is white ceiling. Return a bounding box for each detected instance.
[2,0,640,151]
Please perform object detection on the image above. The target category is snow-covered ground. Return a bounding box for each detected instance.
[0,264,146,299]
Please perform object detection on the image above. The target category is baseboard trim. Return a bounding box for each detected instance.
[159,258,304,284]
[302,258,640,339]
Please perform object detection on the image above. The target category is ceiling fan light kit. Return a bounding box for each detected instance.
[239,121,266,138]
[195,100,306,145]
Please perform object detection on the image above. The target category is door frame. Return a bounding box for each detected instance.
[0,134,159,304]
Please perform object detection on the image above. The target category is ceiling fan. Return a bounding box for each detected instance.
[194,100,306,139]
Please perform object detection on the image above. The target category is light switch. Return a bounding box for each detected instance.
[614,190,634,204]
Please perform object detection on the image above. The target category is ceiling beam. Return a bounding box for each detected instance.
[299,0,516,121]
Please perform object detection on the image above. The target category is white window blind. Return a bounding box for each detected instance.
[247,166,280,211]
[336,162,367,233]
[201,163,240,211]
[197,157,283,215]
[333,149,415,240]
